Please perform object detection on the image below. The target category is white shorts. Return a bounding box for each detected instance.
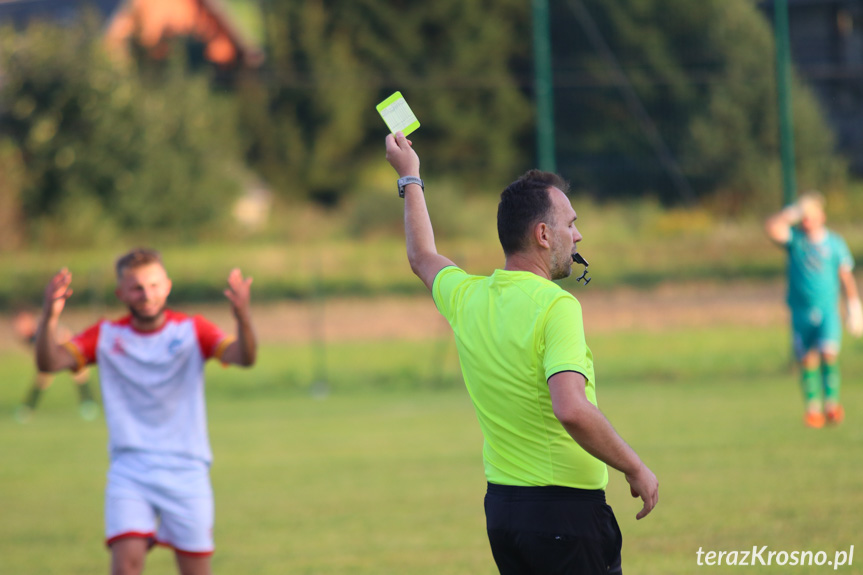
[105,451,214,556]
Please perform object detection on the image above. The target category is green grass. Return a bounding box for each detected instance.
[2,323,863,574]
[4,198,863,310]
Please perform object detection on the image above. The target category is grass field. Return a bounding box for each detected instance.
[2,317,863,574]
[3,201,862,309]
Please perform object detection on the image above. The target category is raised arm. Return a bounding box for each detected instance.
[35,268,80,373]
[220,268,257,366]
[764,203,801,245]
[385,132,455,291]
[840,266,862,337]
[548,371,659,520]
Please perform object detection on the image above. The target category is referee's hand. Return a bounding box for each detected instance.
[626,464,659,520]
[385,131,420,178]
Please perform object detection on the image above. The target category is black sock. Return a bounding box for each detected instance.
[76,380,95,403]
[23,386,42,409]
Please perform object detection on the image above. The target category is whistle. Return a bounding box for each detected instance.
[571,253,591,285]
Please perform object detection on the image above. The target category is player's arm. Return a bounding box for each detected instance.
[35,268,80,373]
[764,203,801,244]
[385,132,455,291]
[548,371,659,520]
[220,268,257,366]
[839,266,862,337]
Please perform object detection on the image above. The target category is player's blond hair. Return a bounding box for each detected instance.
[115,248,164,280]
[798,190,825,207]
[796,190,826,220]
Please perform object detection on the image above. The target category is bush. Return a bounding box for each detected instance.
[0,140,26,250]
[0,19,245,247]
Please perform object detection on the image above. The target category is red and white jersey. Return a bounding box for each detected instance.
[66,310,233,463]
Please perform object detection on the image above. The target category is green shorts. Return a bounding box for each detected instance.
[791,306,842,359]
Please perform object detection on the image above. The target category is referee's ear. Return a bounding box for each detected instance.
[534,221,552,250]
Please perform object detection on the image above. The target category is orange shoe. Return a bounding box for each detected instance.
[825,405,845,425]
[804,411,826,428]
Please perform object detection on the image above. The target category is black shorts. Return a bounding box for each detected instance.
[484,483,623,575]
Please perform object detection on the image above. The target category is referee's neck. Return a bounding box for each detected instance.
[504,253,551,280]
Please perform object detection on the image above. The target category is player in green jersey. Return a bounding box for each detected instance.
[765,192,863,428]
[386,131,658,574]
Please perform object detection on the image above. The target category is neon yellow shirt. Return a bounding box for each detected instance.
[433,266,608,489]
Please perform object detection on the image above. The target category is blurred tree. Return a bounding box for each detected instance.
[251,0,376,205]
[0,18,244,247]
[682,0,844,213]
[0,140,26,250]
[368,0,532,184]
[243,0,532,204]
[551,0,844,212]
[1,0,845,237]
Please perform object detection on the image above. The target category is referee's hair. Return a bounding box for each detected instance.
[497,170,569,256]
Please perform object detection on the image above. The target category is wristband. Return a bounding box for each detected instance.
[397,176,424,199]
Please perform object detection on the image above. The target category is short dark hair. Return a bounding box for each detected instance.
[115,248,163,279]
[497,170,569,255]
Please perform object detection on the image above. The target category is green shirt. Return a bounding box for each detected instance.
[433,266,609,490]
[786,227,854,312]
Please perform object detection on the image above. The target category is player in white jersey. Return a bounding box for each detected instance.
[35,248,257,575]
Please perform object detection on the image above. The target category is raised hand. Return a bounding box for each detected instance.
[43,268,73,320]
[221,268,257,367]
[224,268,253,319]
[385,131,420,178]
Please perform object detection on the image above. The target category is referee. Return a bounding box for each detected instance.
[385,132,658,574]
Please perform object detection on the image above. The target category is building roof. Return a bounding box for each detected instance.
[0,0,263,68]
[0,0,123,25]
[105,0,263,67]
